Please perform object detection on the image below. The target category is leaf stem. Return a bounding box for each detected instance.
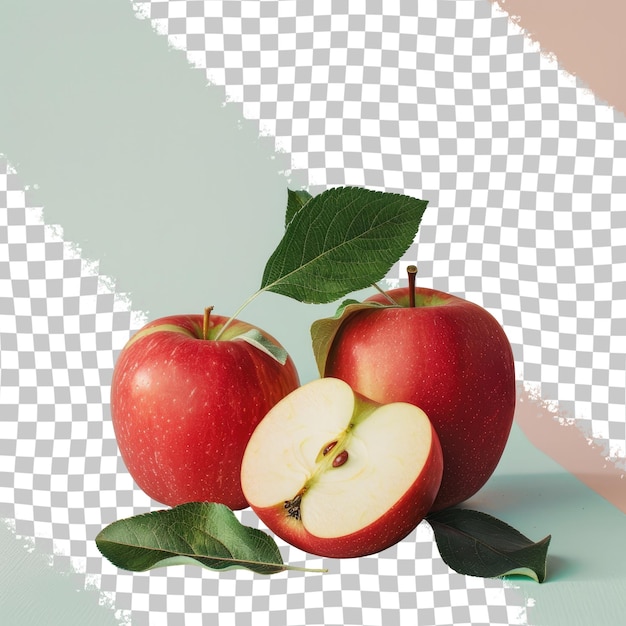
[372,282,400,306]
[282,564,329,573]
[214,289,265,340]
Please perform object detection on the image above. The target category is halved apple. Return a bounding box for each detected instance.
[241,377,443,558]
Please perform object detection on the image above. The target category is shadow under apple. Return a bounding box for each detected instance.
[461,424,626,585]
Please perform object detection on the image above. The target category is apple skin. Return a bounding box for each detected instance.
[110,313,299,510]
[322,286,516,512]
[241,377,443,559]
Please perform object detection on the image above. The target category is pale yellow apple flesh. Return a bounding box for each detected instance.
[241,377,437,539]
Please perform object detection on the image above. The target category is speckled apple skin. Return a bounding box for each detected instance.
[324,287,516,511]
[110,314,299,510]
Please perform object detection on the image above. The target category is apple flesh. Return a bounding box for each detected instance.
[241,377,443,558]
[110,311,299,510]
[322,285,516,512]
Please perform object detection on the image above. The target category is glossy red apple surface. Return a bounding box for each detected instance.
[241,377,443,558]
[110,311,299,510]
[321,285,516,511]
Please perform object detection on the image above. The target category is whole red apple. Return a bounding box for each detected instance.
[319,273,515,511]
[110,308,300,510]
[241,377,443,558]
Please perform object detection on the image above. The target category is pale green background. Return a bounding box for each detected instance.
[0,0,337,386]
[0,1,332,623]
[1,1,624,625]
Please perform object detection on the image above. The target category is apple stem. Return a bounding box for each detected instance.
[372,282,400,306]
[203,306,214,340]
[407,265,417,307]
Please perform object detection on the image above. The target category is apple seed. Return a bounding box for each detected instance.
[332,450,349,467]
[322,441,338,456]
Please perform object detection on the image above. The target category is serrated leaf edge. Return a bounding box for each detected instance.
[262,186,428,304]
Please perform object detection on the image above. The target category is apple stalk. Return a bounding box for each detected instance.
[202,306,214,340]
[407,265,417,307]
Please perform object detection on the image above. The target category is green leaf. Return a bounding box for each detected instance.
[427,508,552,583]
[286,188,313,227]
[310,299,390,375]
[261,186,428,304]
[234,328,288,365]
[95,502,326,575]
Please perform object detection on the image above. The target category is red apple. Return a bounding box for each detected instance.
[241,377,443,558]
[319,271,516,511]
[110,308,300,510]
